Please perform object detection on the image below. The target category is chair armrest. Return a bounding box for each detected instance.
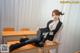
[45,40,60,46]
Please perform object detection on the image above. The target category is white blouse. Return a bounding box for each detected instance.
[49,20,59,31]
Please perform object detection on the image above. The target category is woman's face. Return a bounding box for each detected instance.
[52,13,60,20]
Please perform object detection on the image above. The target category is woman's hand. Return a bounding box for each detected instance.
[45,40,53,45]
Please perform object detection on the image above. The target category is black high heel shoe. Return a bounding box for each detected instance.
[20,38,29,42]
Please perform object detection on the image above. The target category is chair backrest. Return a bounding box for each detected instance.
[20,28,30,31]
[3,27,15,31]
[53,25,63,41]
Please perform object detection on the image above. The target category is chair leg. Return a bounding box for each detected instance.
[55,47,58,53]
[48,49,50,53]
[38,47,44,53]
[48,48,58,53]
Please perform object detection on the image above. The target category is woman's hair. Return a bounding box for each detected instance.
[52,9,64,16]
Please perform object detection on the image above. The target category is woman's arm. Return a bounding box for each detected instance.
[53,24,63,43]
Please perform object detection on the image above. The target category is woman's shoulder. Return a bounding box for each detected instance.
[59,20,63,24]
[47,20,53,23]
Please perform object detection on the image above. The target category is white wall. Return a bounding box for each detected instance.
[0,0,80,53]
[0,0,42,31]
[60,4,80,53]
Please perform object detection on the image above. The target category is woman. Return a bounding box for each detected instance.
[10,9,64,52]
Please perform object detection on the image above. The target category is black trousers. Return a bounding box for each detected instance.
[10,37,44,52]
[10,29,45,52]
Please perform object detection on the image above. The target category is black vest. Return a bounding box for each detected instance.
[39,20,62,41]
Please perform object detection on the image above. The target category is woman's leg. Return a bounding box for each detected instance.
[10,38,41,52]
[10,28,42,52]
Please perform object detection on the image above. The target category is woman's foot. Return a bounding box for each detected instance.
[9,43,20,52]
